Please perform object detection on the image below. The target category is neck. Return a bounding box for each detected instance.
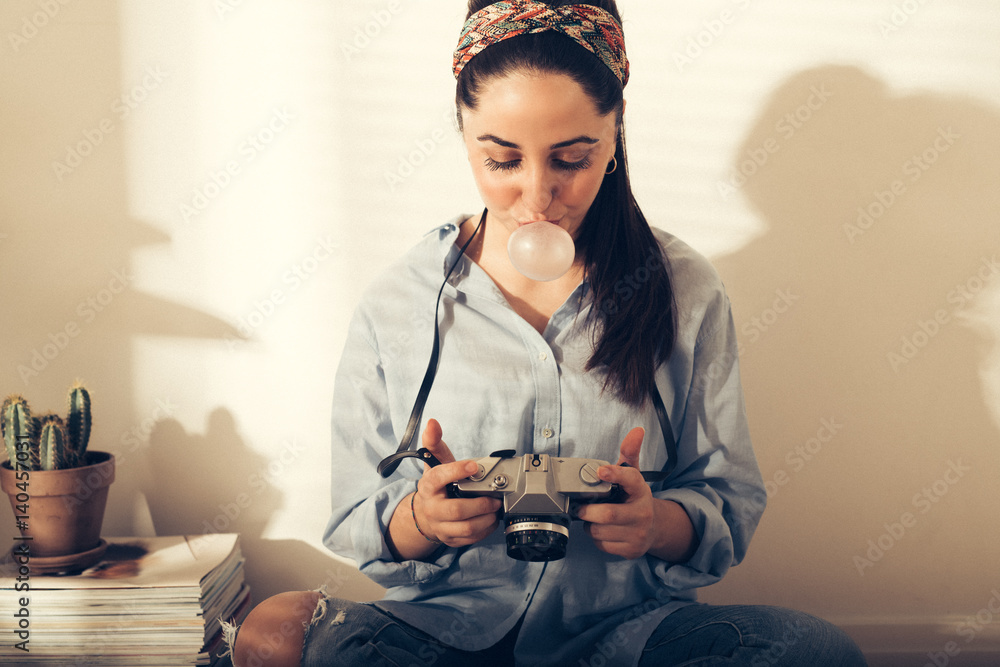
[457,214,584,335]
[460,213,585,290]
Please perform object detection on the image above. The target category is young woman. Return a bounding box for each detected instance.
[230,2,867,665]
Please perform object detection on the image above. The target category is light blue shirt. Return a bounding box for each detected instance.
[323,216,765,666]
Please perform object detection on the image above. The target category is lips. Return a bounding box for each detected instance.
[518,219,560,227]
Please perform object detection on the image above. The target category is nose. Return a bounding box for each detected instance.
[521,163,557,214]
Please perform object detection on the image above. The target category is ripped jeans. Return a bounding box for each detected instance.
[226,594,867,666]
[300,598,520,666]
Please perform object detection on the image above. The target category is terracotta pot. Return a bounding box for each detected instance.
[1,451,115,573]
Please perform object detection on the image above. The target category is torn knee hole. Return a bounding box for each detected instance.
[306,591,347,629]
[220,619,239,660]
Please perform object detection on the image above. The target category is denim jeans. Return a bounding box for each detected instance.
[637,603,867,666]
[298,597,867,666]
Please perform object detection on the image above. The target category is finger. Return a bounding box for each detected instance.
[422,418,456,465]
[585,520,626,544]
[576,496,620,525]
[615,427,645,468]
[421,459,481,495]
[434,495,503,525]
[438,510,501,545]
[418,477,502,542]
[595,464,647,503]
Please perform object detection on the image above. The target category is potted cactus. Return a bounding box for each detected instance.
[1,382,115,574]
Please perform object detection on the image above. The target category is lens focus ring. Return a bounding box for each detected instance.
[504,520,570,537]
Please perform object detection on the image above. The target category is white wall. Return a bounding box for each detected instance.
[2,1,999,661]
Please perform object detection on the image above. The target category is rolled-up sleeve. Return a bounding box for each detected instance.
[650,283,765,591]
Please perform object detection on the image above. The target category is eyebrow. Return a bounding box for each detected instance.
[476,134,600,150]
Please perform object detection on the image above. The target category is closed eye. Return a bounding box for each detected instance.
[554,157,593,172]
[485,157,520,173]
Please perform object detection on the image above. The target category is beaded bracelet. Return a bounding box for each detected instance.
[410,491,442,544]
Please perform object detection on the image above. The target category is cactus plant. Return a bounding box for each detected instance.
[2,395,36,470]
[38,414,69,471]
[66,382,91,468]
[1,383,92,471]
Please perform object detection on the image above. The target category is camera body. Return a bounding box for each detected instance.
[451,450,623,561]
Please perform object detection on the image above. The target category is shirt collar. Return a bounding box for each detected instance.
[434,217,467,279]
[432,214,593,314]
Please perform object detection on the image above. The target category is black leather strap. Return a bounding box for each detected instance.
[377,211,487,478]
[643,385,676,483]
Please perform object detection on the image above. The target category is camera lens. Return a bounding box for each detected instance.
[504,515,570,561]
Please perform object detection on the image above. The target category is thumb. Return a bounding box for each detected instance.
[615,427,645,469]
[422,418,456,466]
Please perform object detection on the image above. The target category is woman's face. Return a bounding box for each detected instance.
[460,71,620,240]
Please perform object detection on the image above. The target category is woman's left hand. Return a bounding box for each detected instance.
[576,427,656,559]
[577,427,697,562]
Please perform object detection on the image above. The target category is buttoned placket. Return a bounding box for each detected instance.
[438,229,568,619]
[439,229,587,460]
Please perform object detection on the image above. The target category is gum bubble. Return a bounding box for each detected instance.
[507,222,576,282]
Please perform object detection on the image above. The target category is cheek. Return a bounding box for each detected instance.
[564,171,607,207]
[473,172,515,206]
[472,168,526,209]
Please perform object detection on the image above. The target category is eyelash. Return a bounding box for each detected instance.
[484,157,593,173]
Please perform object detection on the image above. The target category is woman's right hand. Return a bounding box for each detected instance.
[415,418,503,547]
[386,419,502,561]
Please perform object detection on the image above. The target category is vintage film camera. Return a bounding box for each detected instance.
[450,449,625,562]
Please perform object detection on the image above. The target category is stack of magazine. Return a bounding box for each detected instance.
[0,533,250,666]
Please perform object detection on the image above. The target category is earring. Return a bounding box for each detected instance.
[605,156,618,175]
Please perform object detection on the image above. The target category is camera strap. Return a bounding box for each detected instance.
[377,210,677,483]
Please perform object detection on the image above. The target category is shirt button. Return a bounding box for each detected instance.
[538,352,548,361]
[542,428,554,438]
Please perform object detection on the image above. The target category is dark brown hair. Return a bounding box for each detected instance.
[457,0,676,406]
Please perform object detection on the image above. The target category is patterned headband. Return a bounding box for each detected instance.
[454,1,629,87]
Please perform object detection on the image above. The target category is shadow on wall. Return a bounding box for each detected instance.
[703,65,1000,617]
[0,1,378,608]
[143,410,381,604]
[0,1,235,546]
